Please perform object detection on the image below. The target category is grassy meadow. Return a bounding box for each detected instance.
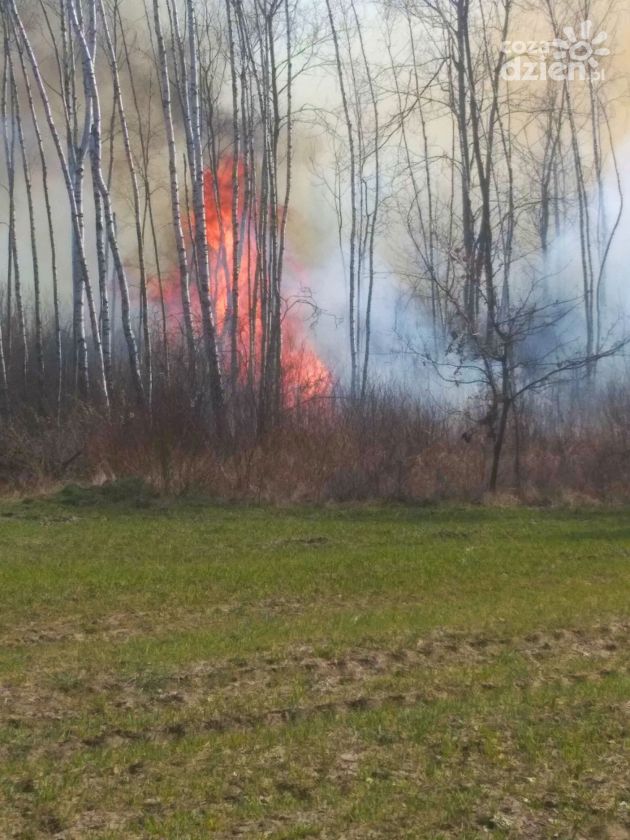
[0,487,629,838]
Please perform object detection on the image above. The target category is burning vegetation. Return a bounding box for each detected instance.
[0,0,628,498]
[153,159,331,408]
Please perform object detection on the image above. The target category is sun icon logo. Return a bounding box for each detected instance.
[551,20,610,69]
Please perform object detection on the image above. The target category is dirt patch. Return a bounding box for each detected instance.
[2,619,628,744]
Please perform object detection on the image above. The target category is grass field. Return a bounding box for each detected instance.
[0,488,629,839]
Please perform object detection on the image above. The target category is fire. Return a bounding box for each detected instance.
[153,159,331,406]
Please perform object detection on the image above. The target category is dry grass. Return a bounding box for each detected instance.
[3,380,630,504]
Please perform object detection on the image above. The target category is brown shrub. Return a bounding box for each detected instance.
[2,381,630,504]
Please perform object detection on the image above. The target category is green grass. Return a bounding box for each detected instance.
[0,491,629,838]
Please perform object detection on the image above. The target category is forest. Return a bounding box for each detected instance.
[2,4,630,837]
[0,0,628,500]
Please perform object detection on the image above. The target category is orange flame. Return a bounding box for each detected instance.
[154,159,331,405]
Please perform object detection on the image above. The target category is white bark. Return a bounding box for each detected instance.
[68,0,144,404]
[151,0,196,371]
[185,0,226,431]
[8,0,110,407]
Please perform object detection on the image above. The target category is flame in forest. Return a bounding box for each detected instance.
[153,158,331,406]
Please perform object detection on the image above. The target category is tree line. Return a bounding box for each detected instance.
[0,0,626,489]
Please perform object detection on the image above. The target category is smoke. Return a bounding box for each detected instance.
[543,137,630,361]
[2,0,629,408]
[289,0,630,401]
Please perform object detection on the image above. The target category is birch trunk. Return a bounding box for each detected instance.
[185,0,226,434]
[325,0,358,398]
[1,32,27,384]
[8,0,109,406]
[8,51,44,397]
[151,0,196,375]
[68,0,144,405]
[98,0,152,403]
[13,20,63,414]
